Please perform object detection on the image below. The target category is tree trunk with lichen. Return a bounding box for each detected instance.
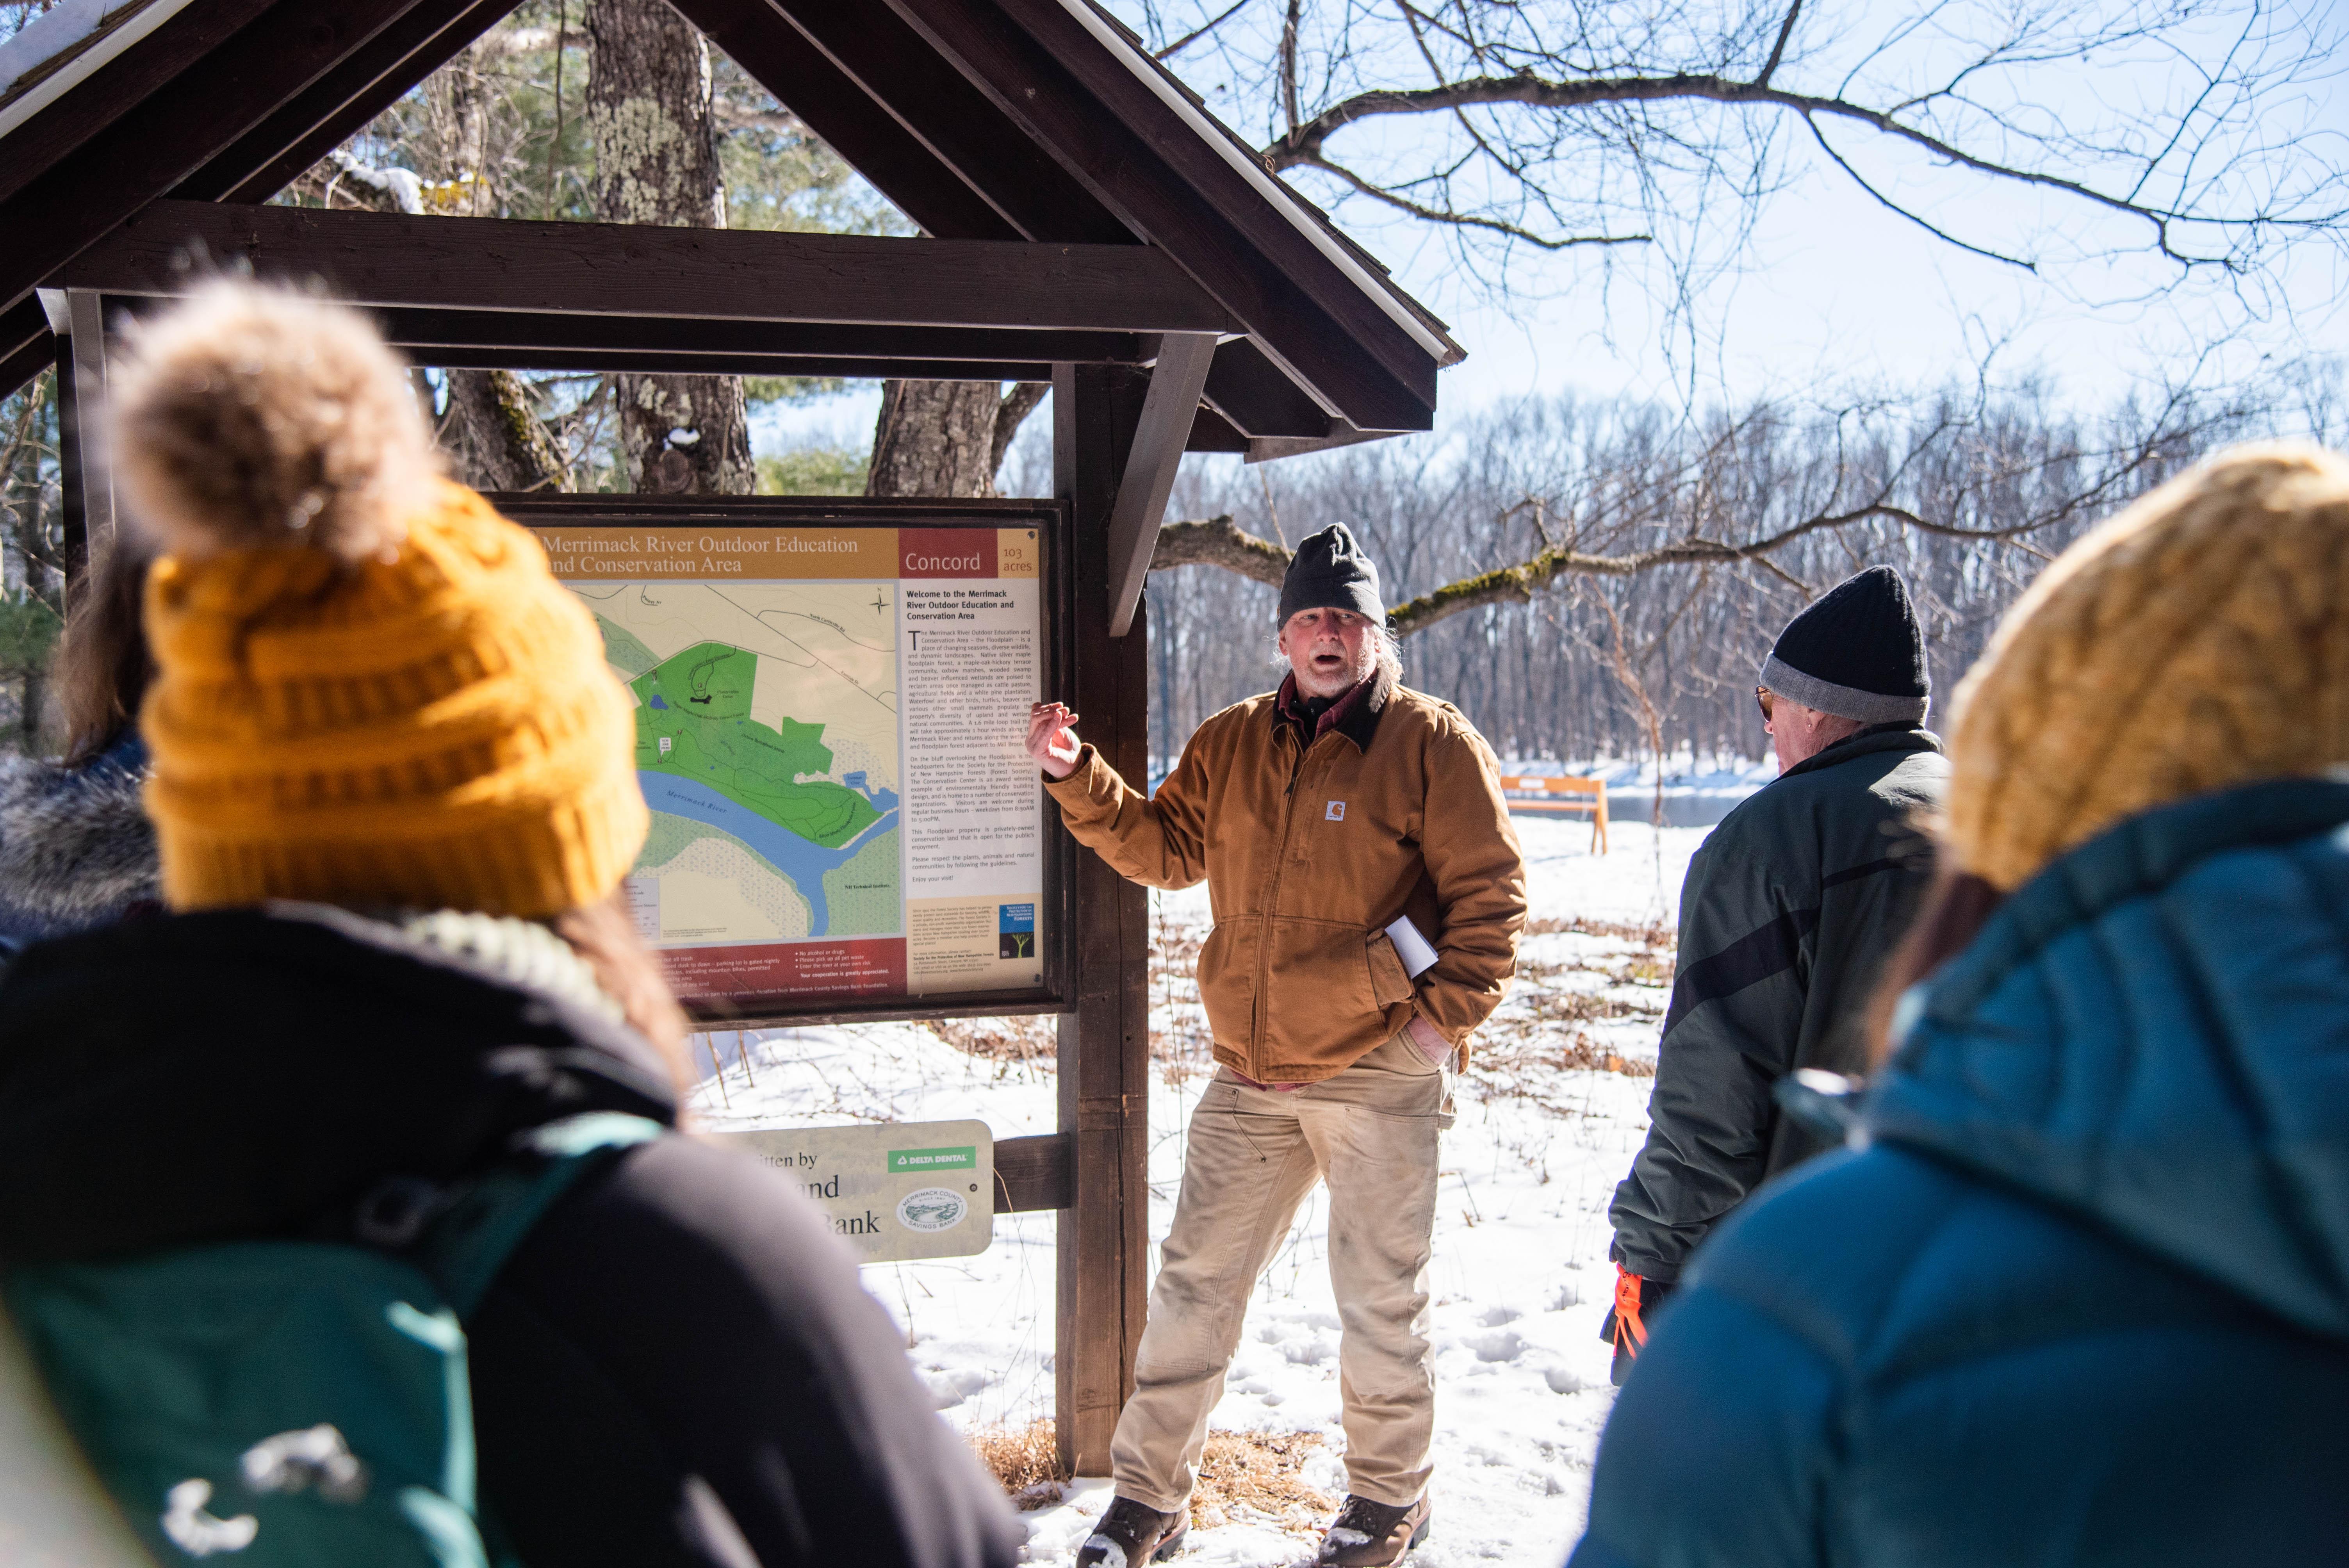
[586,0,753,495]
[866,381,995,497]
[428,41,569,492]
[445,369,565,491]
[866,379,1048,497]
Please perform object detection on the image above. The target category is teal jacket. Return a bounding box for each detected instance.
[1610,725,1946,1281]
[1573,777,2349,1567]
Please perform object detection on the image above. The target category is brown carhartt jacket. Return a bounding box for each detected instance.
[1044,670,1526,1084]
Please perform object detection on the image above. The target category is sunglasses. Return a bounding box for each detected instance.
[1756,686,1775,722]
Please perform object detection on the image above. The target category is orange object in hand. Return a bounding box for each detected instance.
[1614,1264,1650,1356]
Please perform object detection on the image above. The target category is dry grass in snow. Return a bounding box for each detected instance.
[1462,909,1675,1107]
[1189,1430,1337,1534]
[970,1418,1067,1509]
[968,1420,1335,1536]
[925,1014,1056,1069]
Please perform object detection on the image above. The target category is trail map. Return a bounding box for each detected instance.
[534,524,1043,1007]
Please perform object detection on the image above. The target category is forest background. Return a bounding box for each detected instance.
[3,0,2345,770]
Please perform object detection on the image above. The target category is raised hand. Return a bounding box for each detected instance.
[1027,701,1083,780]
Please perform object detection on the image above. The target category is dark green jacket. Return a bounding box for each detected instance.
[1608,724,1945,1281]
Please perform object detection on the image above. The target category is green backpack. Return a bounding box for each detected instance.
[2,1111,663,1567]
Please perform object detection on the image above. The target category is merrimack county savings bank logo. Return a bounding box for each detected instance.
[896,1188,968,1232]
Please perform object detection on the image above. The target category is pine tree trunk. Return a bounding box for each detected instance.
[866,379,1048,498]
[586,0,754,495]
[866,380,999,497]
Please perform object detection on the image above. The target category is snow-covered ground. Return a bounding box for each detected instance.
[686,811,1742,1565]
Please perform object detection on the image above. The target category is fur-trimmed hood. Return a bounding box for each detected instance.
[0,740,159,949]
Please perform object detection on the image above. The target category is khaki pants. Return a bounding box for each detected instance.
[1109,1034,1449,1511]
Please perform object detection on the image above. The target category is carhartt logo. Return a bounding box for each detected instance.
[1326,801,1346,821]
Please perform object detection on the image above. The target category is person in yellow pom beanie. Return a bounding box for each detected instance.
[1942,440,2349,892]
[110,280,648,923]
[137,478,651,920]
[0,282,1022,1568]
[1570,441,2349,1568]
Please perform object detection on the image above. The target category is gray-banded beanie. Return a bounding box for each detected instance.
[1277,522,1384,626]
[1759,565,1930,724]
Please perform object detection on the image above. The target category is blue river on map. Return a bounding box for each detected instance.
[638,771,899,935]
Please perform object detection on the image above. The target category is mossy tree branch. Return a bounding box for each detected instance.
[1147,493,2098,639]
[1150,515,1294,590]
[1146,367,2217,637]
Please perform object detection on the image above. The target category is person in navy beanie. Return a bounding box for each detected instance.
[1598,567,1948,1382]
[1573,443,2349,1568]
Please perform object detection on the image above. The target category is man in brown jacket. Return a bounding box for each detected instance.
[1028,524,1525,1568]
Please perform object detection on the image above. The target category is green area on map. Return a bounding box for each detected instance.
[631,641,880,850]
[823,828,902,937]
[888,1146,978,1173]
[595,614,661,679]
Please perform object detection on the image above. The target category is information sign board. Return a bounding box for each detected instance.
[706,1119,996,1263]
[530,521,1047,1012]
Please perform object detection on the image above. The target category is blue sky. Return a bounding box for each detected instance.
[759,3,2349,455]
[1406,95,2349,420]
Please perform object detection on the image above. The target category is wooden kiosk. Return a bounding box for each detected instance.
[0,0,1460,1475]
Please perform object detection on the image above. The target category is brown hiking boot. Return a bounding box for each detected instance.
[1075,1495,1189,1567]
[1315,1493,1431,1565]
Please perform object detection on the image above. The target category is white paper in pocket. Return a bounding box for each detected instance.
[1383,915,1440,978]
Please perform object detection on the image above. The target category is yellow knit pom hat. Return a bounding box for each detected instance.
[113,281,647,917]
[1944,441,2349,892]
[138,482,648,916]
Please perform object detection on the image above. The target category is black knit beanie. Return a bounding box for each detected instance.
[1759,566,1930,724]
[1277,522,1384,626]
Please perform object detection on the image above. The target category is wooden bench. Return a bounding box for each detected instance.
[1497,773,1610,854]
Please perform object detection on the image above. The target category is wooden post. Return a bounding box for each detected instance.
[48,289,115,593]
[1053,360,1153,1476]
[1104,331,1216,637]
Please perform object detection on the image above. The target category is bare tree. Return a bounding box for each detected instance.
[1138,0,2349,349]
[1137,364,2330,762]
[586,0,754,495]
[0,374,63,618]
[0,372,61,750]
[1104,0,2349,624]
[864,0,2345,499]
[1154,369,2234,633]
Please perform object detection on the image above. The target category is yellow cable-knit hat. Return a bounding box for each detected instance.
[111,282,647,917]
[1944,441,2349,891]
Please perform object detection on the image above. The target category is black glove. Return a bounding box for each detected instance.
[1598,1265,1675,1386]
